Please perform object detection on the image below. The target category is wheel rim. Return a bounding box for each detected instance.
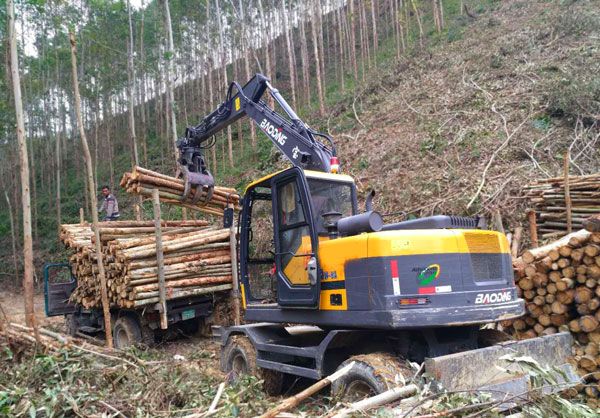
[116,328,130,348]
[345,379,376,401]
[231,352,248,376]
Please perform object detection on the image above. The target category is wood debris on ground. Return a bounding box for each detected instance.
[524,173,600,239]
[120,166,241,217]
[60,221,233,309]
[508,228,600,407]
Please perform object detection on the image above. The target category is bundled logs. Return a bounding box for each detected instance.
[121,166,241,217]
[508,228,600,406]
[60,221,233,309]
[524,174,600,239]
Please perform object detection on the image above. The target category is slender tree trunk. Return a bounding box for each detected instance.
[288,0,299,102]
[348,0,358,86]
[4,190,19,284]
[311,0,325,117]
[55,45,62,245]
[0,161,19,284]
[8,0,34,327]
[337,4,345,93]
[257,0,274,109]
[405,0,410,45]
[316,0,326,99]
[240,0,256,152]
[233,50,243,154]
[215,0,234,169]
[358,0,366,79]
[332,4,339,85]
[281,0,297,110]
[69,32,113,348]
[439,0,444,29]
[432,0,441,34]
[398,0,406,54]
[127,0,142,220]
[411,0,423,47]
[28,128,38,247]
[371,0,379,61]
[163,0,179,163]
[94,94,100,184]
[208,66,217,174]
[299,16,310,106]
[140,0,148,166]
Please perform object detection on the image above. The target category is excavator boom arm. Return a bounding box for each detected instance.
[177,74,337,177]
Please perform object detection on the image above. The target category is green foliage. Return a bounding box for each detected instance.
[0,347,276,417]
[532,115,552,131]
[445,26,464,42]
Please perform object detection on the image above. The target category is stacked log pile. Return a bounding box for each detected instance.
[60,221,233,309]
[120,166,241,217]
[524,174,600,238]
[508,228,600,405]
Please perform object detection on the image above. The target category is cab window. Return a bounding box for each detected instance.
[307,179,354,234]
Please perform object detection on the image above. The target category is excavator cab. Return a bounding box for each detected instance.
[239,168,357,309]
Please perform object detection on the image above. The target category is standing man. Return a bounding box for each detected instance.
[99,186,120,221]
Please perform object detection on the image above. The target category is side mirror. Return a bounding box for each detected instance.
[307,257,318,285]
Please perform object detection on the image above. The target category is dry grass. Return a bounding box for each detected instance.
[324,0,599,242]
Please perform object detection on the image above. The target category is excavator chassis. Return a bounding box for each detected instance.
[216,324,578,405]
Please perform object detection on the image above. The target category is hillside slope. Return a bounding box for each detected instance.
[217,0,599,242]
[327,0,599,233]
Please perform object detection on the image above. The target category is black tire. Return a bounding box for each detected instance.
[331,353,409,402]
[140,323,155,346]
[222,335,284,396]
[113,316,142,349]
[65,314,78,337]
[478,328,514,348]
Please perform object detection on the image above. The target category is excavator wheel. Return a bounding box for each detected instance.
[331,352,410,402]
[222,335,284,396]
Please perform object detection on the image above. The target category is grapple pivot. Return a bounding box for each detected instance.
[177,146,215,205]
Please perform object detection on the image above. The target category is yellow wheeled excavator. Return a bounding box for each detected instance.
[176,74,577,401]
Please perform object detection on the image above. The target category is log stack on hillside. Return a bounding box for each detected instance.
[60,221,233,309]
[120,166,241,217]
[524,174,600,239]
[508,228,600,406]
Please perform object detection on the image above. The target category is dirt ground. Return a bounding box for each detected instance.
[0,291,62,328]
[0,290,226,378]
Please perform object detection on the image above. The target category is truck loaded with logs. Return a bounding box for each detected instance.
[45,216,238,348]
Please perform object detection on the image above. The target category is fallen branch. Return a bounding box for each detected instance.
[259,362,355,418]
[207,382,225,415]
[466,104,531,210]
[330,384,418,418]
[410,400,497,418]
[352,90,366,129]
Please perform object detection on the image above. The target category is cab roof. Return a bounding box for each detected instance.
[244,169,355,194]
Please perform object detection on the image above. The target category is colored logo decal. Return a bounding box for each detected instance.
[418,264,440,286]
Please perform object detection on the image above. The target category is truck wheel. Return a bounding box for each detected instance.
[222,335,284,396]
[113,316,142,349]
[65,314,78,337]
[331,353,408,402]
